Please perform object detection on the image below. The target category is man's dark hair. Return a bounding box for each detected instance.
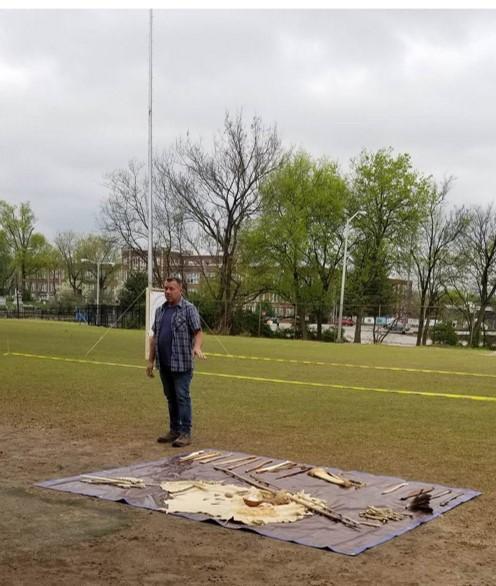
[165,276,183,287]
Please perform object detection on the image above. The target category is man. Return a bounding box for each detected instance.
[146,277,205,447]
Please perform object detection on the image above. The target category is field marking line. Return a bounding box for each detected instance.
[204,351,496,379]
[5,351,496,403]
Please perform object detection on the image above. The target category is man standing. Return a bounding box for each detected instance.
[146,277,205,447]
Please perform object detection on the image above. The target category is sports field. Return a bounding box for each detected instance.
[1,319,495,585]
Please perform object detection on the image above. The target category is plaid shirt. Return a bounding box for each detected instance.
[152,297,201,372]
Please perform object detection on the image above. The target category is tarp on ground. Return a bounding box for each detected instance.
[36,450,481,556]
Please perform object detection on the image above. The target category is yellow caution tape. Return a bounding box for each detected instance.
[4,351,496,403]
[204,351,496,379]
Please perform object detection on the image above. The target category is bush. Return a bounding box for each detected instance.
[231,309,272,337]
[307,327,340,343]
[432,321,458,346]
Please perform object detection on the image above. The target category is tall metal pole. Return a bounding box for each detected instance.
[147,9,154,288]
[337,210,362,343]
[96,260,101,326]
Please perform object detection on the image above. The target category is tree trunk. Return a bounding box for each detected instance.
[217,251,234,333]
[471,304,487,347]
[299,305,307,340]
[353,307,362,343]
[316,307,323,340]
[416,290,428,346]
[421,306,431,346]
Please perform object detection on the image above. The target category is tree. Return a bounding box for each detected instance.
[167,112,283,332]
[36,242,63,298]
[458,204,496,347]
[101,159,187,286]
[0,200,47,299]
[118,271,147,309]
[0,230,14,294]
[55,231,86,296]
[241,153,348,339]
[408,179,468,345]
[348,148,429,343]
[78,235,120,303]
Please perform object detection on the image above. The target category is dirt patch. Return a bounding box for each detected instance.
[1,422,494,586]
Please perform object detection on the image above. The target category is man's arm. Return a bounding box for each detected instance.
[192,329,206,360]
[146,335,156,377]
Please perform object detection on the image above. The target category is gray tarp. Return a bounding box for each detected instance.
[36,451,480,556]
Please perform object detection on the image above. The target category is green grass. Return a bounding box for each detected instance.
[1,319,495,492]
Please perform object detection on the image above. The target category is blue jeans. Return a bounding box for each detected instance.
[159,368,193,435]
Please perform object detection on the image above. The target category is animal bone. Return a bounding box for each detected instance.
[308,467,365,489]
[381,482,408,495]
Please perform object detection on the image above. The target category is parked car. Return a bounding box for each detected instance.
[334,317,354,326]
[388,322,410,334]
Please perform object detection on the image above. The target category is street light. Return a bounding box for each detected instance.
[337,210,363,343]
[81,258,115,326]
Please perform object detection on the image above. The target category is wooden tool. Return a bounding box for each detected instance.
[400,487,434,501]
[245,459,273,473]
[214,456,260,472]
[199,452,233,464]
[274,466,312,480]
[440,493,461,507]
[256,460,293,474]
[430,489,452,500]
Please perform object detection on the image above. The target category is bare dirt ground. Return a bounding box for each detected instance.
[1,422,494,586]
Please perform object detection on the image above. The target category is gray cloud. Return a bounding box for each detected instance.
[1,9,495,238]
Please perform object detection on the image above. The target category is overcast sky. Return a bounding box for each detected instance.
[1,9,496,239]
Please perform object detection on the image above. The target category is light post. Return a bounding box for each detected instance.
[337,211,363,343]
[81,258,115,326]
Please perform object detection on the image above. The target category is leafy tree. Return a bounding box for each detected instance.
[348,148,429,343]
[0,230,14,294]
[118,271,147,310]
[117,271,147,328]
[78,235,120,303]
[0,200,48,299]
[241,153,348,339]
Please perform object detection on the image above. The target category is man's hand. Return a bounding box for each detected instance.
[193,347,206,360]
[146,360,155,377]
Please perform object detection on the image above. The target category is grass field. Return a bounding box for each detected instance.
[1,319,495,584]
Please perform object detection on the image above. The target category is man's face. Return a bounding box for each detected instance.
[164,280,182,305]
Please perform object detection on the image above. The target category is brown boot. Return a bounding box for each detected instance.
[172,434,191,448]
[157,431,180,443]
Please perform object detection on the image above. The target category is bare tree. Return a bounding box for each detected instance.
[167,112,283,331]
[55,231,85,296]
[443,262,478,345]
[101,159,187,286]
[409,179,468,345]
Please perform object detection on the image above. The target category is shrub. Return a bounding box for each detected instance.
[432,321,458,346]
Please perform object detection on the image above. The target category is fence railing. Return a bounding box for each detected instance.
[0,304,146,329]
